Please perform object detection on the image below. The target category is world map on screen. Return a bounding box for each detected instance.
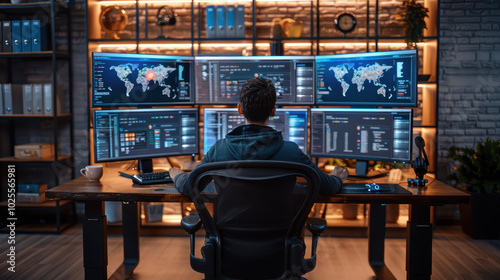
[328,62,393,99]
[110,63,178,98]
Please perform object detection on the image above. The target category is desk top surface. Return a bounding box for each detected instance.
[46,168,469,205]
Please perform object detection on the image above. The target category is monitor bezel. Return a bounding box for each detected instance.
[91,52,195,108]
[309,108,413,164]
[314,49,418,107]
[93,108,199,163]
[202,107,309,155]
[194,55,316,105]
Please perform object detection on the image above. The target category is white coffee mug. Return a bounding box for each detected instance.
[80,165,103,182]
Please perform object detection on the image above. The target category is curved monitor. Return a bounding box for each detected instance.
[92,52,194,107]
[315,50,418,107]
[93,108,199,164]
[310,108,413,164]
[195,56,315,105]
[203,108,308,154]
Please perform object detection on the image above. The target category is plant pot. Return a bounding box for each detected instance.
[459,193,500,239]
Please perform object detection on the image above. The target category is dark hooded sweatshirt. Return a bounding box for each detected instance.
[174,125,342,195]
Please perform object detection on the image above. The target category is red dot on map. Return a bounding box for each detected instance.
[145,71,155,81]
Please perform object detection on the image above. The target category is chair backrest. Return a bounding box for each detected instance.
[187,160,320,279]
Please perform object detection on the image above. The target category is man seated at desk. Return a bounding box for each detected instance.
[170,77,348,195]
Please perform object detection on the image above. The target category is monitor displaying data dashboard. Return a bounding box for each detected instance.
[203,108,308,154]
[310,108,413,163]
[93,108,198,163]
[315,50,418,107]
[195,56,315,105]
[92,52,194,107]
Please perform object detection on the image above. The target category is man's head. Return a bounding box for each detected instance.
[238,77,277,124]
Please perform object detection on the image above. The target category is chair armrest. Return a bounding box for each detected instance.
[306,217,327,236]
[181,215,202,234]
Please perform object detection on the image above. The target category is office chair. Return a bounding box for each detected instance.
[181,160,327,280]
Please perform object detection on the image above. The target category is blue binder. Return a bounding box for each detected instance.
[206,6,216,38]
[216,6,226,38]
[226,5,235,38]
[11,20,21,53]
[236,5,245,38]
[31,20,47,52]
[21,20,31,52]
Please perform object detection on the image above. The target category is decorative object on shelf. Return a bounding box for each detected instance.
[272,18,304,38]
[448,138,500,239]
[398,0,429,48]
[10,0,24,4]
[155,5,177,39]
[99,6,128,39]
[334,12,357,35]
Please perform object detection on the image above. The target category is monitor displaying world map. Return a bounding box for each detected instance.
[92,52,194,107]
[315,50,417,107]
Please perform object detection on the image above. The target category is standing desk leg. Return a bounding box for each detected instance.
[109,201,140,279]
[406,204,432,280]
[123,202,140,275]
[83,201,107,280]
[368,204,396,280]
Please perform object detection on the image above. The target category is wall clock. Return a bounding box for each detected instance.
[335,12,357,34]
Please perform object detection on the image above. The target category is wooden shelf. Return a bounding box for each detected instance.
[0,51,70,58]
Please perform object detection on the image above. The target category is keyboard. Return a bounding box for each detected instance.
[132,171,172,185]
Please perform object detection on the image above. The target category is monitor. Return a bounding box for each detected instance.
[195,56,315,105]
[92,52,194,107]
[93,108,198,172]
[203,108,308,154]
[315,50,418,107]
[310,108,413,176]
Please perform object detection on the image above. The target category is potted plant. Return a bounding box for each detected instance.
[448,138,500,239]
[398,0,429,48]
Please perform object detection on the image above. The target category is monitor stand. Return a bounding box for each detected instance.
[138,159,153,174]
[347,160,388,179]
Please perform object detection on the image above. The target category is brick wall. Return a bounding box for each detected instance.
[437,0,500,181]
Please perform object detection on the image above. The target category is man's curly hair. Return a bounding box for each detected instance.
[239,77,276,123]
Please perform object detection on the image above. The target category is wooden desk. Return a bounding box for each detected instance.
[46,171,469,280]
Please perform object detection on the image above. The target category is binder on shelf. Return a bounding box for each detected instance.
[43,83,62,115]
[216,6,226,38]
[0,84,3,114]
[11,20,22,53]
[2,21,12,53]
[206,5,216,39]
[21,20,31,52]
[236,5,245,38]
[226,5,235,38]
[3,84,23,115]
[32,84,44,114]
[31,20,47,52]
[22,84,33,115]
[43,83,53,115]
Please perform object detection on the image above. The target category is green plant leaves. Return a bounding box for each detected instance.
[448,139,500,194]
